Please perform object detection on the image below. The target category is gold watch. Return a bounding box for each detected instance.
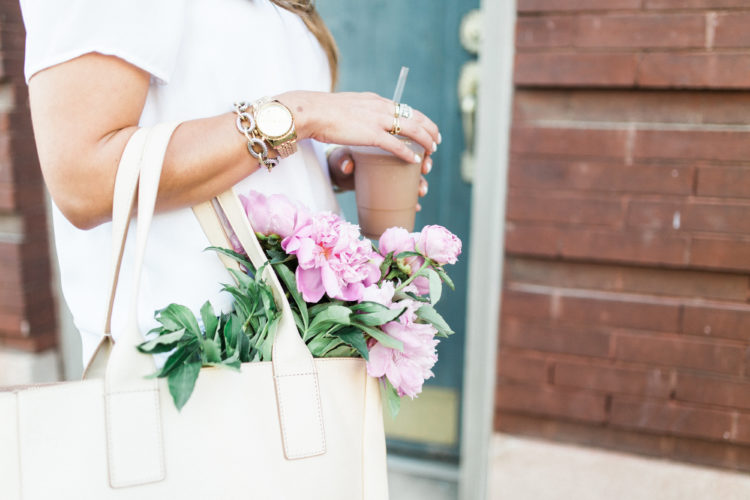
[252,97,298,158]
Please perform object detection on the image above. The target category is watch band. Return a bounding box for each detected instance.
[276,140,298,158]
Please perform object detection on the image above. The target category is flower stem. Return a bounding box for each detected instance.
[394,261,430,293]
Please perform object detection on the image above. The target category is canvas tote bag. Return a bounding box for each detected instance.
[0,123,388,499]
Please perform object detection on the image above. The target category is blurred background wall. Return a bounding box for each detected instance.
[496,0,750,472]
[0,1,61,384]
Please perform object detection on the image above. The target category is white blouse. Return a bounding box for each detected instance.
[21,0,339,365]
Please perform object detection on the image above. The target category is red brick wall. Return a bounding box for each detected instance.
[496,1,750,471]
[0,1,57,352]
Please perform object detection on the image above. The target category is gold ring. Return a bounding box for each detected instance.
[394,102,401,118]
[389,115,401,135]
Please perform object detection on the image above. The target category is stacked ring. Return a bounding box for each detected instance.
[389,115,401,135]
[399,103,412,119]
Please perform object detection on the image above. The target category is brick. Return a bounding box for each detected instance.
[697,166,750,199]
[690,237,750,272]
[579,14,705,49]
[515,53,638,87]
[517,14,705,49]
[511,127,629,158]
[501,318,612,358]
[736,413,750,445]
[497,351,549,384]
[501,288,551,319]
[638,53,750,89]
[518,0,642,11]
[626,200,680,231]
[610,396,734,442]
[555,362,672,397]
[675,373,750,410]
[556,293,681,332]
[559,228,689,266]
[634,130,750,162]
[496,381,608,423]
[614,332,745,375]
[0,332,57,353]
[506,257,749,301]
[516,17,577,49]
[497,411,675,457]
[505,223,561,257]
[645,0,750,8]
[684,202,750,234]
[507,191,624,226]
[714,13,750,48]
[514,89,750,126]
[628,200,750,235]
[683,304,750,342]
[672,437,750,472]
[509,158,694,196]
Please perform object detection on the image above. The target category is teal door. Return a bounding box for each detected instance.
[318,0,479,460]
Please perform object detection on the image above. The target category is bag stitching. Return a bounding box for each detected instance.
[105,388,165,488]
[275,374,326,459]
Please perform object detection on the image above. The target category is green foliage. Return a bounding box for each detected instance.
[139,238,459,413]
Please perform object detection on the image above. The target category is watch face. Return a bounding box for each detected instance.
[257,102,292,138]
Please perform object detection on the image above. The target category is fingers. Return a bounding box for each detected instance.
[328,146,354,175]
[411,109,440,147]
[377,134,423,164]
[419,176,428,197]
[422,156,432,175]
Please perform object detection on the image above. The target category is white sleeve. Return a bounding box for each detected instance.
[20,0,187,84]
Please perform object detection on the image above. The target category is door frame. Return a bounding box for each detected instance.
[458,1,516,499]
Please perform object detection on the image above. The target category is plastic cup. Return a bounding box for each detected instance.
[351,138,424,239]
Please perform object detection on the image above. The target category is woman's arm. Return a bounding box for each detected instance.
[29,53,440,230]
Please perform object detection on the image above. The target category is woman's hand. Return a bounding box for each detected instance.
[280,90,440,212]
[276,91,441,165]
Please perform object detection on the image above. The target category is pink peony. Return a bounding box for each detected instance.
[361,281,396,307]
[282,212,381,303]
[240,190,308,238]
[378,227,415,257]
[416,225,462,265]
[366,298,438,398]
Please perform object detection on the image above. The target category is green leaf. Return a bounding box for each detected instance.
[206,246,256,274]
[416,305,454,337]
[200,301,218,340]
[434,266,455,291]
[308,305,352,333]
[355,305,406,326]
[154,343,198,378]
[335,328,370,360]
[325,344,357,358]
[394,250,423,260]
[228,268,254,289]
[307,335,342,357]
[259,316,279,361]
[427,268,442,305]
[137,329,186,353]
[167,361,201,411]
[202,336,222,363]
[351,322,404,351]
[382,378,401,418]
[155,304,202,337]
[273,262,308,330]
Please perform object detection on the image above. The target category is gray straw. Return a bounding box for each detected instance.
[392,66,410,103]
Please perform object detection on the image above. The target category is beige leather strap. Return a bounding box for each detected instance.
[196,191,325,459]
[192,200,243,274]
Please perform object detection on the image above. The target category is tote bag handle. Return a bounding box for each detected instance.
[85,123,325,469]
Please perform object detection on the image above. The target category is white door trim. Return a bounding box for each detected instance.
[458,1,516,499]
